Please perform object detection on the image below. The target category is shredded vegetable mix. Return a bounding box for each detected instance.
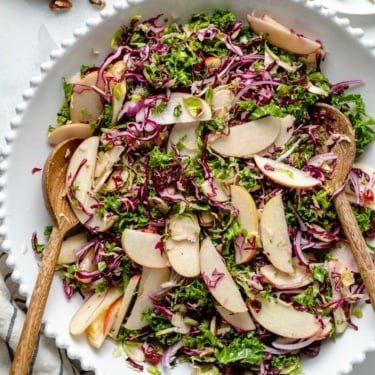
[39,10,375,375]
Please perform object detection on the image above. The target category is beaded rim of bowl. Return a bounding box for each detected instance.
[0,1,375,374]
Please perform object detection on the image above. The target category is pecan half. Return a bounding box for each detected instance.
[89,0,106,8]
[49,0,73,9]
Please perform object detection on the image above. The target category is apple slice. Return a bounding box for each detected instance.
[165,213,200,277]
[69,287,123,335]
[85,309,107,348]
[110,273,141,338]
[330,242,358,273]
[75,248,96,283]
[327,259,355,333]
[299,47,326,65]
[93,145,125,192]
[230,185,260,264]
[254,155,321,189]
[67,136,115,232]
[167,121,200,156]
[85,296,124,348]
[260,258,313,289]
[165,238,201,277]
[88,296,123,348]
[67,136,98,205]
[104,166,130,193]
[201,178,230,202]
[136,92,212,124]
[260,115,295,155]
[48,123,94,146]
[121,229,170,268]
[70,71,104,123]
[122,342,146,363]
[248,296,321,338]
[57,232,87,264]
[212,86,235,118]
[216,305,255,331]
[200,237,247,313]
[247,14,321,55]
[260,194,293,273]
[125,267,170,330]
[264,44,302,73]
[208,116,281,158]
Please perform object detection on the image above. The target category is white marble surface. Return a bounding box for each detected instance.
[0,0,374,374]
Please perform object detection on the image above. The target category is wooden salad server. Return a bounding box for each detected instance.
[316,102,375,310]
[10,138,82,375]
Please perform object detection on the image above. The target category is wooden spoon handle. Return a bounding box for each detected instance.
[334,192,375,311]
[10,226,63,375]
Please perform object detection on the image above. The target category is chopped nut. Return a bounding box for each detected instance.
[89,0,106,8]
[49,0,107,9]
[49,0,73,9]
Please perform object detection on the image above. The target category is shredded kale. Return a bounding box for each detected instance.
[352,205,375,233]
[189,9,236,30]
[214,333,264,365]
[56,77,73,124]
[149,146,175,169]
[311,265,328,283]
[170,278,215,310]
[271,354,303,375]
[332,93,375,158]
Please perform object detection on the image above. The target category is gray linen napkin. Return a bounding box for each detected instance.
[0,250,92,375]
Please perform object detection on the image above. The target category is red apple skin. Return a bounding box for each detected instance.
[247,14,321,55]
[254,155,320,189]
[103,297,122,335]
[200,237,248,313]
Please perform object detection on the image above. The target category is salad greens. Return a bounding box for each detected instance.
[40,9,375,375]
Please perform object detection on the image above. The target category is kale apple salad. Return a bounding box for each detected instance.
[39,9,375,375]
